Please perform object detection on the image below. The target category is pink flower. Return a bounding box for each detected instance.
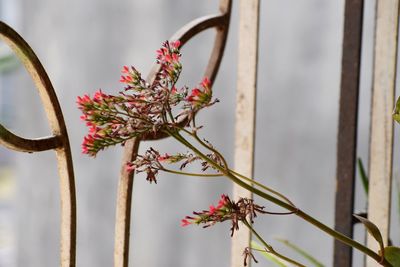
[81,134,95,155]
[126,162,135,173]
[201,77,211,88]
[76,94,91,107]
[157,153,171,162]
[120,75,133,83]
[209,205,217,215]
[186,77,212,108]
[181,195,266,236]
[217,194,229,208]
[181,218,192,227]
[170,40,181,49]
[93,89,107,102]
[122,65,129,73]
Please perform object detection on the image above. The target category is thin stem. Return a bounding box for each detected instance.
[229,169,296,207]
[173,125,230,170]
[192,113,197,128]
[164,92,176,124]
[192,132,229,169]
[243,220,306,267]
[173,126,296,207]
[162,168,223,178]
[166,130,386,265]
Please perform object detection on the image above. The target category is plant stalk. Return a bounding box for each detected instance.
[169,131,388,266]
[244,220,306,267]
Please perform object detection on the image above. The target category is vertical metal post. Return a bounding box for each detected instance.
[367,1,399,266]
[231,0,259,266]
[334,1,364,266]
[0,21,77,267]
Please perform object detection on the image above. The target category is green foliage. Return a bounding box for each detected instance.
[383,246,400,267]
[357,158,369,194]
[251,241,288,267]
[354,214,384,254]
[277,239,324,267]
[0,52,19,73]
[394,96,400,124]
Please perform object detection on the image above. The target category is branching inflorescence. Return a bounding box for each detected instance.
[79,41,395,267]
[77,40,214,157]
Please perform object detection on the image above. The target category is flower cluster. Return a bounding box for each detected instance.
[182,194,266,236]
[78,41,217,156]
[126,147,162,183]
[77,90,141,156]
[156,40,182,85]
[125,147,224,183]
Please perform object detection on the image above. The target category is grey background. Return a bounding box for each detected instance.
[0,0,399,266]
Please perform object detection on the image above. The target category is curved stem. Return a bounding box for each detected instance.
[167,130,386,265]
[162,168,223,177]
[176,127,295,208]
[243,220,306,267]
[229,169,296,207]
[192,132,229,169]
[174,126,230,169]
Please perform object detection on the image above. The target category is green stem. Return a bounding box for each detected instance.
[191,132,229,169]
[172,126,230,168]
[167,130,387,265]
[244,220,306,267]
[229,169,296,207]
[176,127,295,207]
[162,168,223,178]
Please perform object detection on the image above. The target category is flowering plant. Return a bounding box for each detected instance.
[78,41,400,266]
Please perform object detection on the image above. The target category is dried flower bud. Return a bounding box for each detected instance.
[243,247,258,266]
[126,147,162,183]
[181,195,266,236]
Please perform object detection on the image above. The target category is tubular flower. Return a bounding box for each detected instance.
[78,41,217,157]
[186,77,213,109]
[156,40,182,85]
[119,65,149,91]
[181,195,267,236]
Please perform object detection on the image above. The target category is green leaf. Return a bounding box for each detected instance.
[353,214,384,254]
[251,240,288,267]
[383,246,400,267]
[393,96,400,124]
[357,158,369,194]
[277,239,324,267]
[0,53,19,73]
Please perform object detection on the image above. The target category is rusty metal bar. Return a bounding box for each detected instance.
[113,1,232,266]
[0,124,63,152]
[114,137,140,267]
[334,0,364,266]
[0,21,77,267]
[366,1,399,266]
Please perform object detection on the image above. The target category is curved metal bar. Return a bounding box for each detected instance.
[114,137,141,267]
[147,13,228,81]
[0,21,76,267]
[113,1,232,266]
[143,4,232,141]
[0,124,62,152]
